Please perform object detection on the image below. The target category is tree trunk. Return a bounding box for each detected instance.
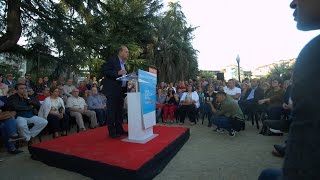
[0,0,22,53]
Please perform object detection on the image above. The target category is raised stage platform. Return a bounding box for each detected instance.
[29,125,190,180]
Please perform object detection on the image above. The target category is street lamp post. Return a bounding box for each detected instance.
[236,54,241,82]
[35,36,44,78]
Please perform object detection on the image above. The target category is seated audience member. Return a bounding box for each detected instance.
[163,87,179,123]
[156,88,166,122]
[78,81,87,97]
[37,87,50,102]
[35,77,45,96]
[91,82,98,90]
[208,92,244,137]
[239,82,251,102]
[224,79,241,102]
[67,88,98,131]
[87,87,107,126]
[282,80,292,116]
[50,80,58,88]
[38,87,69,138]
[43,76,49,88]
[179,84,200,125]
[203,84,217,126]
[238,78,264,118]
[0,103,24,154]
[166,82,176,93]
[7,83,48,145]
[85,74,93,90]
[58,75,65,86]
[0,74,9,104]
[57,85,68,105]
[7,88,16,97]
[63,79,76,97]
[4,73,16,89]
[262,97,293,135]
[258,78,284,120]
[177,81,186,97]
[24,73,35,91]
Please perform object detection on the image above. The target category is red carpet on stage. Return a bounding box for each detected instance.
[29,125,190,180]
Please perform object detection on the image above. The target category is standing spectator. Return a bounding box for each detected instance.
[67,88,98,131]
[4,73,16,89]
[7,83,48,145]
[224,79,241,102]
[87,87,107,126]
[63,79,76,97]
[0,74,9,103]
[38,87,69,138]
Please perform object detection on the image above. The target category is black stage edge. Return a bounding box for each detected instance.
[29,129,190,180]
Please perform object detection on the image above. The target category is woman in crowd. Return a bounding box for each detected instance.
[163,87,179,123]
[179,84,200,125]
[38,87,69,138]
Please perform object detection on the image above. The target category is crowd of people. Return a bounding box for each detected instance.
[155,76,292,138]
[0,73,106,155]
[0,71,292,155]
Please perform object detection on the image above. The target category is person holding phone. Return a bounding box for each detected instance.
[162,88,179,124]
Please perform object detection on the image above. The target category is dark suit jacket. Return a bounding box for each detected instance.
[253,86,264,103]
[101,55,126,97]
[283,34,320,180]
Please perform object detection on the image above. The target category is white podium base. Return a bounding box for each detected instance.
[126,92,157,142]
[122,134,158,144]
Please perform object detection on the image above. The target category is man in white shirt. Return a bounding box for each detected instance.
[224,79,241,102]
[67,88,98,131]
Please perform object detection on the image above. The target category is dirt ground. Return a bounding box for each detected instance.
[0,120,285,180]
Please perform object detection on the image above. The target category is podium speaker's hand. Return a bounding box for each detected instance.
[118,70,127,75]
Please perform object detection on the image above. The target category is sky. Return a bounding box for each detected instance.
[164,0,320,71]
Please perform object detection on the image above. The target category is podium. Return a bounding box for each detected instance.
[117,71,158,144]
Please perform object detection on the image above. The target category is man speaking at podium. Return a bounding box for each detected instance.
[102,46,129,138]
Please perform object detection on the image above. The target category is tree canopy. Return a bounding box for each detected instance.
[0,0,198,82]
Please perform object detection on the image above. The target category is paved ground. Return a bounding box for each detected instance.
[0,120,285,180]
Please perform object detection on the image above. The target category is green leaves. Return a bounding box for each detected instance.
[1,0,198,81]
